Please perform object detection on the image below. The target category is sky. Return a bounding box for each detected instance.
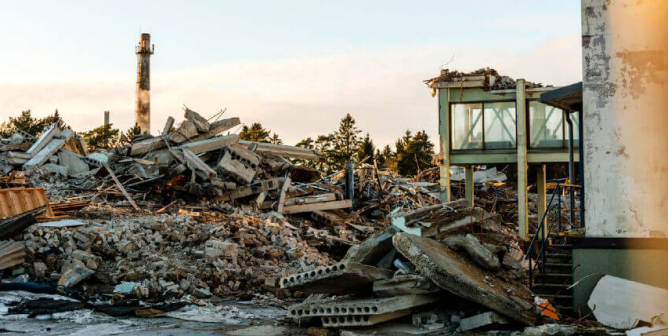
[0,1,583,148]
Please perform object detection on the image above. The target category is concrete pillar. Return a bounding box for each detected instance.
[582,1,668,238]
[465,165,474,207]
[439,88,452,203]
[516,79,529,241]
[135,33,154,135]
[536,164,547,240]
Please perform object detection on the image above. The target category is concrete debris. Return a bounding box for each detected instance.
[372,274,439,297]
[459,311,509,331]
[280,262,392,294]
[588,275,668,329]
[392,233,539,325]
[287,294,439,319]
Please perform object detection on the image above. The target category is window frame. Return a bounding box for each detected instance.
[449,100,517,152]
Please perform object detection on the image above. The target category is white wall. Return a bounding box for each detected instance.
[582,0,668,237]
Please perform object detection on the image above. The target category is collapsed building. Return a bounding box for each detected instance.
[1,0,668,334]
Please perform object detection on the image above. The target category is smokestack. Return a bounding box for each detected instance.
[135,33,154,134]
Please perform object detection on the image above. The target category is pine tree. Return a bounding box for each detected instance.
[394,130,435,176]
[81,124,120,151]
[269,133,283,145]
[239,123,271,142]
[356,133,375,162]
[331,114,361,170]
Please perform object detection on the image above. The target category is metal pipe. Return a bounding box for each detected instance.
[564,110,575,225]
[578,110,585,228]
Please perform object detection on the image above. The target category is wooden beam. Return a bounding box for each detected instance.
[102,162,140,210]
[284,193,336,206]
[282,199,352,214]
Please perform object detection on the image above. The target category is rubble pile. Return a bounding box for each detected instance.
[19,208,333,299]
[281,200,543,333]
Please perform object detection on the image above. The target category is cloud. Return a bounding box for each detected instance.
[0,31,581,148]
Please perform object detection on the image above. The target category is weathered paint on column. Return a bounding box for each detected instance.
[465,165,474,207]
[439,88,452,203]
[135,33,154,135]
[536,164,547,240]
[516,79,529,241]
[582,0,668,237]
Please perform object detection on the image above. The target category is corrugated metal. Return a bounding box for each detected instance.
[0,240,25,270]
[0,187,55,219]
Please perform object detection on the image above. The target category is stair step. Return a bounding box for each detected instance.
[544,263,571,267]
[547,253,571,258]
[549,244,574,249]
[536,294,573,299]
[537,273,572,278]
[532,283,571,288]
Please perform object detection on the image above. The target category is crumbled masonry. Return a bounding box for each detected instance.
[1,109,600,333]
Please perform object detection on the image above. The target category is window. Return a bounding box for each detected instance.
[451,103,483,150]
[484,102,516,149]
[450,102,516,150]
[570,112,580,147]
[529,101,564,148]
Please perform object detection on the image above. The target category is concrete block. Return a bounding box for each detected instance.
[321,308,414,328]
[343,226,398,266]
[41,163,68,176]
[460,311,509,331]
[373,274,439,297]
[184,108,210,132]
[442,234,500,270]
[170,120,198,143]
[392,233,538,325]
[287,294,439,319]
[280,262,392,294]
[58,149,89,177]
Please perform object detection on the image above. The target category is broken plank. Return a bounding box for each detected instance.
[282,199,352,214]
[285,193,336,206]
[102,162,140,210]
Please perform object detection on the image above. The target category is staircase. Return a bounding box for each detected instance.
[530,236,578,314]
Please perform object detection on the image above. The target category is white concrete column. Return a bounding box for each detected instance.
[439,88,452,203]
[516,79,529,241]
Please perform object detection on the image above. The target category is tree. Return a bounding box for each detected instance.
[330,113,361,170]
[269,133,283,145]
[394,130,435,176]
[315,134,336,173]
[239,122,272,142]
[356,133,375,162]
[0,110,68,138]
[376,145,394,169]
[81,124,120,151]
[119,124,142,145]
[295,137,315,150]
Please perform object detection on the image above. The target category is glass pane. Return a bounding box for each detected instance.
[451,103,483,150]
[529,101,564,148]
[484,102,516,149]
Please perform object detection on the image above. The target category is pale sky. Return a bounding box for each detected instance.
[0,1,582,147]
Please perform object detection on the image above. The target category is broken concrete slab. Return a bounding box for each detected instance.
[321,308,414,328]
[588,275,668,329]
[130,136,167,156]
[442,234,500,270]
[170,120,198,144]
[182,149,217,180]
[215,178,283,202]
[343,226,398,265]
[58,265,95,288]
[340,322,451,336]
[26,124,59,156]
[41,163,69,176]
[184,108,210,133]
[191,117,240,141]
[392,233,538,325]
[174,134,239,154]
[373,274,440,297]
[280,262,392,294]
[58,149,89,177]
[23,133,71,171]
[288,294,439,319]
[390,199,473,237]
[238,140,323,160]
[460,311,510,331]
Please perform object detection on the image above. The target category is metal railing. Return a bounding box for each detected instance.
[525,182,583,289]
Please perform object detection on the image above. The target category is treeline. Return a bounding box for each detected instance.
[239,113,436,177]
[1,111,436,177]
